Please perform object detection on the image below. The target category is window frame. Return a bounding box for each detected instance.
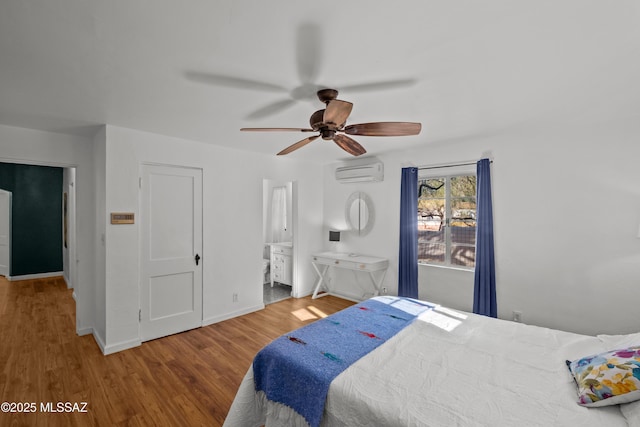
[418,164,477,271]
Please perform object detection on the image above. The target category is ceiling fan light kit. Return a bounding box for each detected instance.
[240,89,421,156]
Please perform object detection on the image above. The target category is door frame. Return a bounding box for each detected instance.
[291,180,300,297]
[0,189,11,277]
[65,170,78,290]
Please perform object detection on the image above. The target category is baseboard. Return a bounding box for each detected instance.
[96,333,141,356]
[91,304,265,354]
[92,330,107,354]
[293,289,312,298]
[63,273,73,289]
[77,326,93,336]
[7,271,64,281]
[202,303,265,327]
[90,327,141,355]
[330,292,362,303]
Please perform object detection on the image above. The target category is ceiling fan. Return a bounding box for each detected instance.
[240,89,421,156]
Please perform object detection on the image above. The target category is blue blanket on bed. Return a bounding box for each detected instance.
[253,296,434,427]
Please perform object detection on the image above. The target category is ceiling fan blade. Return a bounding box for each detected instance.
[323,100,353,126]
[343,122,422,136]
[245,99,297,120]
[296,22,322,84]
[339,78,417,93]
[241,127,315,132]
[184,71,287,92]
[333,134,366,156]
[277,135,319,155]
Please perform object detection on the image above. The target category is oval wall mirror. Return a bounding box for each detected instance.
[345,191,375,236]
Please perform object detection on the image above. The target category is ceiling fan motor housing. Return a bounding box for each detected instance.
[321,129,336,140]
[317,88,338,103]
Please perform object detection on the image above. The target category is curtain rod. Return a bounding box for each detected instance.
[418,159,493,171]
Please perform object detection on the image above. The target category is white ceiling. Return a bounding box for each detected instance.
[1,1,639,163]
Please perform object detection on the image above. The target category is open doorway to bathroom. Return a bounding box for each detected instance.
[262,179,295,305]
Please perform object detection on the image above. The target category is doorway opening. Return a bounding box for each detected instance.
[0,160,78,327]
[262,179,297,305]
[0,163,76,283]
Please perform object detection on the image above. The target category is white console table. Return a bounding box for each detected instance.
[311,252,389,301]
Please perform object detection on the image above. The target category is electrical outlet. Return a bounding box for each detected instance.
[232,293,238,302]
[513,310,522,323]
[382,287,388,295]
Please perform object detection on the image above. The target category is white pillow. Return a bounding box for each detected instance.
[560,336,605,362]
[621,400,640,425]
[597,332,640,350]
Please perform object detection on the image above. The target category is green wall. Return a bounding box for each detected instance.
[0,163,63,276]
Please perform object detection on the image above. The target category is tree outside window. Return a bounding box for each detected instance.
[418,175,476,268]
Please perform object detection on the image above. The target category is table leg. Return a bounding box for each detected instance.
[368,269,388,296]
[312,263,330,299]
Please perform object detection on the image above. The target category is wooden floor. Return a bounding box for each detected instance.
[0,276,354,426]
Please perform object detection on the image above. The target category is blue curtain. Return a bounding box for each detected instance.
[398,167,418,298]
[473,159,497,317]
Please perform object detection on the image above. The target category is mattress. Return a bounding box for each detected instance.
[224,298,630,426]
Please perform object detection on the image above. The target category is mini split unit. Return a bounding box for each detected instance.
[335,162,384,183]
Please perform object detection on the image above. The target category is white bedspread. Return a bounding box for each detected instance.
[224,303,629,426]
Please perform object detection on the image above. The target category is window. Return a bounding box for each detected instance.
[418,173,476,268]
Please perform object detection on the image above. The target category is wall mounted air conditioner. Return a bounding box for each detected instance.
[335,162,384,183]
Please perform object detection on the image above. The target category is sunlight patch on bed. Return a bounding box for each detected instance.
[375,295,435,315]
[435,306,467,320]
[418,308,467,332]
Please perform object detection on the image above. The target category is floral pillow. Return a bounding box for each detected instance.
[566,346,640,407]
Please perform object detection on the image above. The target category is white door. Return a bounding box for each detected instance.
[140,164,203,341]
[0,190,11,277]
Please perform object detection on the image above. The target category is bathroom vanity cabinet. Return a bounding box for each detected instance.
[270,243,292,287]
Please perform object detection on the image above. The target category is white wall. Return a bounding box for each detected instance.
[100,125,324,353]
[323,118,640,335]
[0,124,96,336]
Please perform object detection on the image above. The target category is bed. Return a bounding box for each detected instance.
[223,296,640,427]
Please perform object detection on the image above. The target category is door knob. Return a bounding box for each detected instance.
[195,254,201,266]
